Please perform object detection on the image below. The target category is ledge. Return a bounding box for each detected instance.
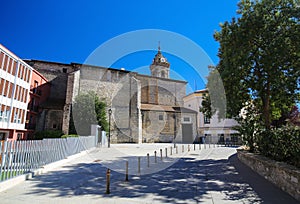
[237,149,300,201]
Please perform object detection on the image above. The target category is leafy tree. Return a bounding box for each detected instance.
[210,0,300,129]
[200,66,230,121]
[71,92,108,135]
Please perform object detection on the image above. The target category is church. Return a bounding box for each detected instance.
[25,46,197,143]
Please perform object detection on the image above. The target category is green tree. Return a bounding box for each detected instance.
[211,0,300,129]
[71,92,108,135]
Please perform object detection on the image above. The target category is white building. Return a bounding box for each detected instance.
[0,44,33,140]
[183,89,240,144]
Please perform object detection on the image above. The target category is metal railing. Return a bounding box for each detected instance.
[0,136,96,182]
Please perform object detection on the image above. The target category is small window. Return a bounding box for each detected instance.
[204,115,210,124]
[52,124,57,129]
[159,114,164,121]
[17,133,22,140]
[62,68,67,73]
[0,132,6,140]
[183,117,190,122]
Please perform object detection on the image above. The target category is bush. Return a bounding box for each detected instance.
[257,125,300,168]
[34,130,64,140]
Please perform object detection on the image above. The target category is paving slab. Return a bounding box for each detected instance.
[0,144,298,204]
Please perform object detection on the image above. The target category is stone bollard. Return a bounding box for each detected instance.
[165,147,168,158]
[188,145,190,152]
[194,143,196,151]
[147,153,150,167]
[170,146,173,155]
[138,157,141,175]
[160,149,163,161]
[154,151,157,163]
[182,145,184,153]
[176,146,178,154]
[125,161,129,181]
[106,169,110,194]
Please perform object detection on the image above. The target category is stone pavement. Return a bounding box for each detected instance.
[0,144,298,204]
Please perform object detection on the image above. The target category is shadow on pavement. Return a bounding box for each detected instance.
[24,152,299,203]
[229,154,299,204]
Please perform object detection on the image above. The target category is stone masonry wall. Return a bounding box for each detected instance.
[136,74,186,106]
[78,66,141,143]
[237,150,300,201]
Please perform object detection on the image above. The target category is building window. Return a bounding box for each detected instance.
[52,124,57,129]
[33,80,39,94]
[204,115,210,124]
[17,133,22,140]
[218,134,225,143]
[62,68,67,73]
[1,106,9,122]
[0,110,3,122]
[0,132,6,140]
[159,114,164,121]
[184,117,190,122]
[182,116,191,123]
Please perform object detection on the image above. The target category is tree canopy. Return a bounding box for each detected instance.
[71,92,108,135]
[208,0,300,129]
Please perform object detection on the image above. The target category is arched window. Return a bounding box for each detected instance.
[161,71,165,78]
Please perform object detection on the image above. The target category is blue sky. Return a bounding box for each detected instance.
[0,0,239,93]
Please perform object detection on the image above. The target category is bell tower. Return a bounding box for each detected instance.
[150,43,170,79]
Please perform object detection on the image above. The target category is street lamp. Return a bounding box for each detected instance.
[108,108,112,148]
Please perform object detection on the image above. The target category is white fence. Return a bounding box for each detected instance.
[0,136,96,182]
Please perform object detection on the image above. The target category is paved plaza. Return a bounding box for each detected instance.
[0,144,298,204]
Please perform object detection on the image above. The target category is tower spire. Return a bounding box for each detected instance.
[150,42,170,79]
[158,41,161,52]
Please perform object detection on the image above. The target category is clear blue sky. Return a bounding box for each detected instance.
[0,0,239,93]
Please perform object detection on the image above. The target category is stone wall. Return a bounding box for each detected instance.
[25,60,73,134]
[237,150,300,201]
[136,74,186,106]
[78,65,141,143]
[142,111,176,143]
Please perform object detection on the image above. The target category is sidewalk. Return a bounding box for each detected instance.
[0,144,298,204]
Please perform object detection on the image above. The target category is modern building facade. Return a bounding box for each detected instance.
[0,44,32,140]
[183,89,240,144]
